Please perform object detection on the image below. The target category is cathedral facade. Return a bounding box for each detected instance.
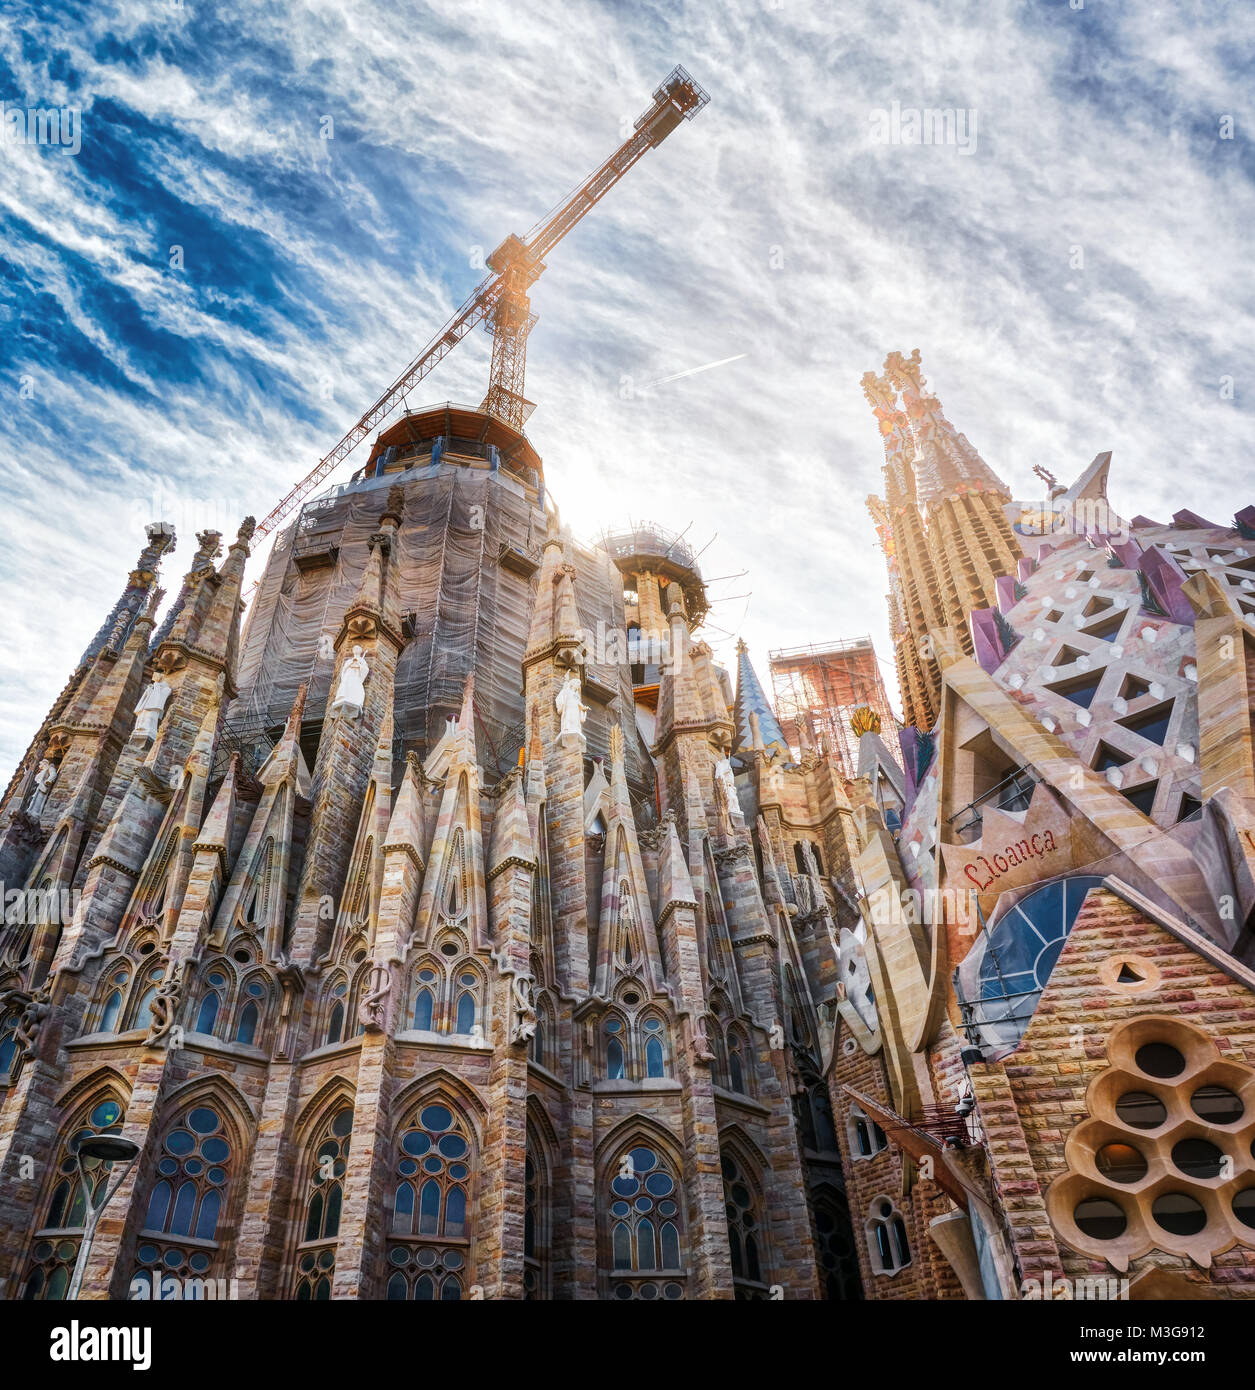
[0,402,863,1301]
[3,352,1254,1303]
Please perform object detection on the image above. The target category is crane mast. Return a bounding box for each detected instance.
[254,66,708,541]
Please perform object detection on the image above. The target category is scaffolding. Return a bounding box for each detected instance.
[768,636,901,777]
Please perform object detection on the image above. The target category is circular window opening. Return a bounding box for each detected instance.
[232,949,250,964]
[1190,1085,1244,1125]
[1135,1043,1186,1078]
[1074,1197,1126,1240]
[139,941,156,955]
[440,943,458,957]
[1095,1143,1148,1184]
[352,949,367,964]
[622,993,640,1006]
[1152,1192,1207,1236]
[1232,1190,1255,1230]
[1171,1137,1225,1179]
[1114,1091,1168,1129]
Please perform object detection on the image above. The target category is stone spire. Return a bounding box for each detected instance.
[732,641,790,759]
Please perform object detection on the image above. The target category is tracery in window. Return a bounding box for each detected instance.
[132,1102,235,1293]
[294,1105,353,1300]
[23,1095,127,1300]
[603,1142,686,1300]
[600,1005,672,1082]
[386,1100,476,1300]
[0,1008,21,1074]
[407,939,486,1041]
[721,1150,768,1299]
[524,1121,551,1301]
[813,1188,863,1300]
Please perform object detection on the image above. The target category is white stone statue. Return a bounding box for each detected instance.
[714,757,742,821]
[330,645,370,719]
[555,670,588,745]
[131,679,172,743]
[27,758,58,815]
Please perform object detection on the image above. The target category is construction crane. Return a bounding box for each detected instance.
[253,66,709,541]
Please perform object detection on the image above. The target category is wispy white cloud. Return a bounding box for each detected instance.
[0,0,1252,780]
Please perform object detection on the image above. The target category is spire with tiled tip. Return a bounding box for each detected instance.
[733,640,790,760]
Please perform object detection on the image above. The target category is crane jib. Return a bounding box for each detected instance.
[254,66,708,541]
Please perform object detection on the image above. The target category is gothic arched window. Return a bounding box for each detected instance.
[130,961,166,1032]
[386,1101,476,1300]
[603,1142,686,1300]
[411,965,437,1031]
[641,1014,668,1078]
[1,1008,21,1074]
[867,1196,911,1275]
[604,1015,626,1080]
[727,1029,749,1095]
[524,1125,551,1301]
[23,1095,127,1300]
[323,978,348,1046]
[294,1105,353,1300]
[132,1103,234,1293]
[194,970,228,1036]
[722,1151,768,1298]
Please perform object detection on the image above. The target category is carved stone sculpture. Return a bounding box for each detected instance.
[132,678,172,744]
[330,645,370,719]
[555,670,588,745]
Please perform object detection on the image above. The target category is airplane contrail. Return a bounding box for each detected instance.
[647,353,747,388]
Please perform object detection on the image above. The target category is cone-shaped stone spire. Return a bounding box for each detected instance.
[733,641,790,759]
[489,767,536,878]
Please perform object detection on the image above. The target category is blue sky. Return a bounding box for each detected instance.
[1,0,1253,780]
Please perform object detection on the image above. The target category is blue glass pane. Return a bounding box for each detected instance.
[386,1272,407,1300]
[419,1180,440,1234]
[612,1222,632,1270]
[100,992,122,1033]
[195,1189,220,1240]
[393,1182,414,1234]
[628,1147,657,1174]
[646,1037,665,1078]
[445,1186,466,1238]
[401,1130,431,1157]
[661,1221,680,1269]
[188,1108,219,1135]
[134,987,159,1029]
[169,1181,197,1236]
[606,1038,625,1080]
[645,1172,673,1197]
[420,1106,453,1132]
[305,1191,323,1241]
[325,1183,342,1238]
[438,1134,467,1159]
[412,989,433,1031]
[47,1180,69,1229]
[165,1130,195,1157]
[144,1181,172,1232]
[332,1110,354,1137]
[202,1137,230,1163]
[235,1003,258,1045]
[455,992,476,1034]
[441,1276,461,1301]
[637,1218,656,1269]
[414,1274,434,1300]
[194,993,220,1035]
[326,1003,343,1045]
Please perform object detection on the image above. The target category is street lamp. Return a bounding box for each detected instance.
[66,1134,141,1301]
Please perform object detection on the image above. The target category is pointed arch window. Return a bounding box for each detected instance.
[130,1103,235,1294]
[727,1030,748,1095]
[813,1188,863,1300]
[642,1016,667,1078]
[603,1143,686,1300]
[232,976,268,1046]
[722,1151,769,1299]
[23,1097,127,1300]
[604,1017,626,1079]
[386,1101,476,1300]
[324,980,348,1046]
[131,963,165,1031]
[524,1128,551,1300]
[412,968,436,1030]
[1,1009,21,1073]
[194,971,228,1036]
[294,1105,353,1300]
